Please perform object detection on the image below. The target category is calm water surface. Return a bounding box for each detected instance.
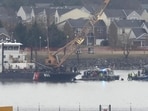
[0,70,148,109]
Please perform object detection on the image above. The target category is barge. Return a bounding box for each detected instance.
[0,42,79,82]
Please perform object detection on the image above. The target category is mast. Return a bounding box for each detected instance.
[2,43,4,72]
[0,43,4,73]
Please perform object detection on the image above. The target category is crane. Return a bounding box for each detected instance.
[45,0,110,68]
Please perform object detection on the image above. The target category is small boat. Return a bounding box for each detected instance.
[77,67,120,81]
[127,65,148,81]
[0,41,79,82]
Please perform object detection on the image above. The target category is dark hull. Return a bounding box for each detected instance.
[79,69,120,81]
[0,71,79,82]
[128,75,148,81]
[0,72,34,82]
[38,72,79,82]
[80,75,120,81]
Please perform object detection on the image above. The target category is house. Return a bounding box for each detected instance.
[141,9,148,22]
[129,28,148,47]
[64,18,107,46]
[99,9,148,34]
[99,9,126,33]
[17,6,35,23]
[123,9,143,20]
[141,22,148,33]
[94,20,107,45]
[0,27,10,42]
[64,18,92,45]
[109,20,145,47]
[55,7,92,30]
[34,8,47,26]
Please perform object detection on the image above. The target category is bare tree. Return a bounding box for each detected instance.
[108,22,118,50]
[121,32,131,59]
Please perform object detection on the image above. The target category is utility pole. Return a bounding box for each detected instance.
[39,36,41,50]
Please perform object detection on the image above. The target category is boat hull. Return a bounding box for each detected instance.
[38,72,79,82]
[0,72,34,82]
[0,71,79,82]
[80,75,120,81]
[128,75,148,81]
[78,68,120,81]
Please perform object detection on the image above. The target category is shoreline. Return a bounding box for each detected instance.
[26,47,148,70]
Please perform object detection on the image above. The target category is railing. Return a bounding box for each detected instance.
[12,106,148,111]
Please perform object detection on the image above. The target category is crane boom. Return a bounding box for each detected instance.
[45,0,110,67]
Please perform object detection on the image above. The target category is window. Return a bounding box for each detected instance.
[14,46,19,50]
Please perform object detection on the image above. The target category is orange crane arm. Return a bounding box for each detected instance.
[46,0,110,67]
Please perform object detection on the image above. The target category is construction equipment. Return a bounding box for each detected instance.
[45,0,110,67]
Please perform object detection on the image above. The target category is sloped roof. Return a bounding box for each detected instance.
[46,7,74,16]
[107,0,141,10]
[0,28,9,37]
[82,0,104,14]
[67,18,89,28]
[143,22,148,28]
[114,20,145,28]
[34,8,45,15]
[123,9,144,16]
[132,28,147,38]
[57,8,73,16]
[22,6,33,14]
[84,4,100,14]
[45,8,56,16]
[104,9,126,18]
[94,20,106,27]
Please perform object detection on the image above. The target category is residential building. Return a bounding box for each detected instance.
[17,6,35,23]
[0,27,10,42]
[64,18,107,46]
[109,20,145,47]
[129,28,148,47]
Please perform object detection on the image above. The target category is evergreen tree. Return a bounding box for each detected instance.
[48,24,67,48]
[14,23,27,47]
[0,20,3,28]
[26,22,45,48]
[1,0,35,10]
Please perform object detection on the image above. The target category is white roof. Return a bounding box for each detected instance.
[0,42,22,46]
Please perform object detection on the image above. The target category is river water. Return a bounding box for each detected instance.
[0,70,148,110]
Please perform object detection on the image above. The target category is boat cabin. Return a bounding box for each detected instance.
[0,42,35,72]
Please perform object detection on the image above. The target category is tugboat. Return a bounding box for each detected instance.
[0,42,35,81]
[0,41,79,82]
[78,67,120,81]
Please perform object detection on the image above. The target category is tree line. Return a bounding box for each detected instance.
[0,0,82,11]
[13,22,67,49]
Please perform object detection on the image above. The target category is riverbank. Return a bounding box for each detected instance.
[65,56,148,70]
[27,47,148,70]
